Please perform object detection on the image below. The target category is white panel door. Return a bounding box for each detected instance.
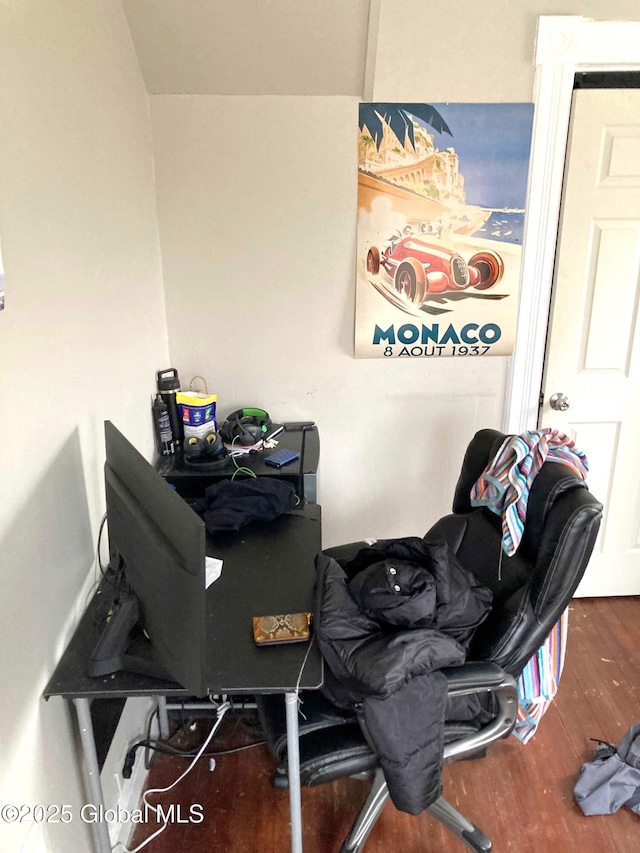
[541,88,640,597]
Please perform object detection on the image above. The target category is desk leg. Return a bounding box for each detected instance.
[74,698,112,853]
[157,696,169,739]
[284,692,303,853]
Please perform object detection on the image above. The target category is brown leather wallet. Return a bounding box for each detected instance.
[252,612,312,645]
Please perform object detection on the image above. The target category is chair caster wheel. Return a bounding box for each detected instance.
[462,826,492,851]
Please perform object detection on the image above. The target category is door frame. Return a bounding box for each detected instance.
[503,15,640,433]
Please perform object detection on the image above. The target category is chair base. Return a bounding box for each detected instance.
[427,797,491,852]
[338,768,388,852]
[340,768,491,853]
[337,768,491,853]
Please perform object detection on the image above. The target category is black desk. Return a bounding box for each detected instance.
[156,424,320,503]
[44,504,323,853]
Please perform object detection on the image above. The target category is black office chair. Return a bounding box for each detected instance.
[257,428,603,852]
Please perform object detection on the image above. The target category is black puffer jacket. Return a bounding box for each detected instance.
[314,537,492,814]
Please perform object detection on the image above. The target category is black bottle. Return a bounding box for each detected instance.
[156,368,183,449]
[152,394,174,455]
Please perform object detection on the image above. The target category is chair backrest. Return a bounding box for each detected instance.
[426,429,603,677]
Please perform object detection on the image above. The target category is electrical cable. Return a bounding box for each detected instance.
[294,634,316,720]
[115,699,231,853]
[228,434,302,508]
[123,707,267,776]
[124,737,267,770]
[91,560,128,632]
[229,435,258,481]
[97,512,108,576]
[144,707,159,771]
[84,512,110,609]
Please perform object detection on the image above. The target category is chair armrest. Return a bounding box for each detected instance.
[441,663,518,763]
[441,661,510,694]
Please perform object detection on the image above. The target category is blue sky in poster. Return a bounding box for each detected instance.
[413,103,535,211]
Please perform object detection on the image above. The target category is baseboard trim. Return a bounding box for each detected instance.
[98,696,157,849]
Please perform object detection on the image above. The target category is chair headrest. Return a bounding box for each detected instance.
[519,460,588,555]
[452,429,505,514]
[453,428,589,537]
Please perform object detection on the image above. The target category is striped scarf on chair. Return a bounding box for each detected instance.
[470,428,589,557]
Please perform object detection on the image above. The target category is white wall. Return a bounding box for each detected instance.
[0,2,168,850]
[151,0,640,548]
[151,95,508,546]
[371,0,640,102]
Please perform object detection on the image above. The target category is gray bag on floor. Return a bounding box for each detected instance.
[574,723,640,816]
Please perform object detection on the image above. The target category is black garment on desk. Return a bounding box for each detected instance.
[197,477,297,533]
[314,537,493,815]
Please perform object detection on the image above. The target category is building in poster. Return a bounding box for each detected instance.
[355,103,534,358]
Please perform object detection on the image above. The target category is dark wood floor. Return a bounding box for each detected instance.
[130,597,640,852]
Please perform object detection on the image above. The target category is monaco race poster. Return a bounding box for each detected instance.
[355,103,534,358]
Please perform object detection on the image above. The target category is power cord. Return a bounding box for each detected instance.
[96,512,108,577]
[123,737,268,777]
[123,705,266,778]
[91,556,131,635]
[115,698,231,853]
[294,634,316,720]
[84,512,110,610]
[143,707,159,771]
[229,436,258,481]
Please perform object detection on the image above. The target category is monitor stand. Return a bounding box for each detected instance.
[88,588,176,682]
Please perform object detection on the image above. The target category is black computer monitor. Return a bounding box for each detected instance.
[93,421,207,696]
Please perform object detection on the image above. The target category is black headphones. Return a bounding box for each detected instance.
[219,407,272,446]
[182,430,230,471]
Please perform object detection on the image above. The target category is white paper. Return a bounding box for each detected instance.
[205,556,223,589]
